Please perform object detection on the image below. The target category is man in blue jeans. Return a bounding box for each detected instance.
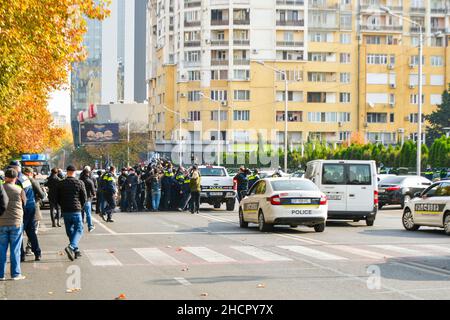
[55,165,87,261]
[0,169,27,281]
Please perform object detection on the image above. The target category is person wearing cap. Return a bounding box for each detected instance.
[22,167,45,262]
[125,168,139,212]
[45,168,62,227]
[79,167,96,232]
[55,165,87,261]
[0,168,27,280]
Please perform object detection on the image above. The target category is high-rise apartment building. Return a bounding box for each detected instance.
[146,0,450,158]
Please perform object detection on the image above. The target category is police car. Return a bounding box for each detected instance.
[239,178,328,232]
[402,181,450,235]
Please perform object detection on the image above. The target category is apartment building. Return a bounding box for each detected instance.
[146,0,450,157]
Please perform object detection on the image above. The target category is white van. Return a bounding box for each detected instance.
[305,160,378,226]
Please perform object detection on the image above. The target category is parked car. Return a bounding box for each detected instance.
[378,175,432,209]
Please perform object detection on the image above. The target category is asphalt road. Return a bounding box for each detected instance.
[1,203,450,300]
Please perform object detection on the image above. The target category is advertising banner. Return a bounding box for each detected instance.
[80,123,120,144]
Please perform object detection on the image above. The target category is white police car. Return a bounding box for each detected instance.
[402,181,450,235]
[239,178,328,232]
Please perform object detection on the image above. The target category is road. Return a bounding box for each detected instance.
[1,204,450,300]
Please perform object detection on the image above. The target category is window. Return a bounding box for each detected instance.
[233,110,250,121]
[210,90,227,101]
[340,15,352,29]
[188,91,200,102]
[366,36,381,45]
[210,111,227,121]
[410,55,425,66]
[431,56,443,67]
[322,164,345,185]
[367,54,388,65]
[276,111,302,122]
[188,111,201,121]
[211,70,228,80]
[271,180,318,192]
[348,165,371,185]
[410,94,425,104]
[233,90,250,101]
[184,50,201,62]
[276,91,303,102]
[276,70,303,81]
[390,113,395,123]
[188,71,201,81]
[340,53,350,64]
[340,93,351,103]
[234,69,250,80]
[340,73,350,83]
[367,113,387,123]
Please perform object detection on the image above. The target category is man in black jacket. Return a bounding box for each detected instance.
[79,167,96,232]
[126,168,139,212]
[56,165,87,261]
[45,168,62,227]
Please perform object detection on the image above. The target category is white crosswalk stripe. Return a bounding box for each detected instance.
[182,247,236,263]
[370,245,433,257]
[414,244,450,255]
[327,245,392,260]
[279,245,347,261]
[84,249,123,266]
[231,246,293,262]
[133,248,182,266]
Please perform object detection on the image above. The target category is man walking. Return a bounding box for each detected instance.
[56,165,87,261]
[79,167,96,232]
[102,166,117,222]
[45,168,62,227]
[0,169,27,281]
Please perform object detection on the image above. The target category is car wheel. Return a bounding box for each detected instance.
[366,216,375,226]
[258,211,273,232]
[401,195,411,209]
[226,199,235,211]
[402,208,420,231]
[314,223,325,233]
[444,213,450,236]
[239,208,248,228]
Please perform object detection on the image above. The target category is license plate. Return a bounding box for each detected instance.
[210,192,222,196]
[291,210,312,215]
[328,194,342,200]
[291,199,311,204]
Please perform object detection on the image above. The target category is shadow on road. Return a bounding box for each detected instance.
[359,228,446,238]
[150,275,268,286]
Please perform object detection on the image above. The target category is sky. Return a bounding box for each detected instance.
[47,87,71,122]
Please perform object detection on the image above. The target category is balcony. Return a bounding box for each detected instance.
[234,59,250,66]
[183,60,201,67]
[210,40,229,46]
[184,0,201,8]
[233,39,250,46]
[211,59,229,66]
[233,19,250,25]
[276,0,304,5]
[309,3,338,10]
[184,40,201,47]
[309,23,338,30]
[410,26,425,33]
[431,8,447,14]
[360,25,403,32]
[276,19,304,27]
[410,7,426,14]
[211,19,229,26]
[184,20,201,28]
[360,4,402,12]
[276,41,304,47]
[431,27,446,33]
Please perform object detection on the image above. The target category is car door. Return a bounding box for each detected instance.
[413,183,444,225]
[432,182,450,227]
[242,180,262,223]
[346,163,374,213]
[320,163,347,212]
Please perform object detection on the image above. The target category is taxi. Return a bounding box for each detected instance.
[402,181,450,235]
[238,178,328,232]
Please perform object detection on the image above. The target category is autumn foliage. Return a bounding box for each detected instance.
[0,0,110,165]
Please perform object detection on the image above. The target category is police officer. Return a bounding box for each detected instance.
[161,165,174,211]
[101,166,117,222]
[173,167,185,210]
[424,166,434,181]
[248,169,260,190]
[126,168,139,212]
[234,166,249,203]
[117,168,128,212]
[178,170,191,212]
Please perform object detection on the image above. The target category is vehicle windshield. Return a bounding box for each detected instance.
[199,168,227,177]
[379,176,406,184]
[271,180,319,191]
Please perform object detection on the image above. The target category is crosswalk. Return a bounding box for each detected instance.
[81,243,450,267]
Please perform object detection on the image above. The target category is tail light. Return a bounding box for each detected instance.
[233,178,237,191]
[374,190,379,205]
[319,195,327,205]
[268,195,281,205]
[386,186,401,191]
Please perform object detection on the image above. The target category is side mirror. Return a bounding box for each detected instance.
[413,192,421,198]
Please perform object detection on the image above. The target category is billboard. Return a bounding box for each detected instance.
[80,123,120,144]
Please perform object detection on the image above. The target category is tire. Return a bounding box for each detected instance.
[239,208,248,228]
[214,203,221,209]
[402,208,420,231]
[444,213,450,236]
[258,211,273,232]
[366,216,375,226]
[401,195,411,209]
[226,199,235,211]
[314,223,325,232]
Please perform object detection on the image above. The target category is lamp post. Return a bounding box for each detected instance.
[162,105,182,167]
[256,61,288,173]
[381,6,423,175]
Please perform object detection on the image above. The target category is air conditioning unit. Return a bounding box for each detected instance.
[409,84,416,89]
[390,83,396,89]
[181,119,188,123]
[404,116,410,121]
[387,64,394,70]
[389,102,395,108]
[221,101,228,107]
[180,93,186,98]
[338,122,343,127]
[364,122,368,128]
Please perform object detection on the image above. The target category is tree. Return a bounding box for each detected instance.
[0,0,110,165]
[425,85,450,144]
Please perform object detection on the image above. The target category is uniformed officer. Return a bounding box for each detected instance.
[248,169,260,190]
[173,167,185,210]
[234,166,249,203]
[101,166,117,222]
[117,168,128,212]
[161,165,174,211]
[125,168,139,212]
[178,170,191,212]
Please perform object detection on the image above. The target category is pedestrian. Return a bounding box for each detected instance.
[101,166,117,222]
[55,165,87,261]
[126,168,139,212]
[189,166,201,214]
[178,169,191,212]
[45,168,62,227]
[79,166,96,232]
[234,166,249,203]
[150,169,162,212]
[22,167,45,261]
[142,167,153,210]
[57,168,65,179]
[95,170,104,214]
[117,168,128,212]
[248,169,260,190]
[161,165,174,211]
[0,168,27,281]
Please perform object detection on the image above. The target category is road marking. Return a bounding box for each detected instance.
[84,249,122,266]
[133,248,182,266]
[370,245,433,257]
[197,213,238,225]
[328,245,392,260]
[182,247,236,263]
[231,246,293,262]
[275,233,321,245]
[279,245,347,261]
[174,277,192,286]
[415,244,450,255]
[91,216,117,235]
